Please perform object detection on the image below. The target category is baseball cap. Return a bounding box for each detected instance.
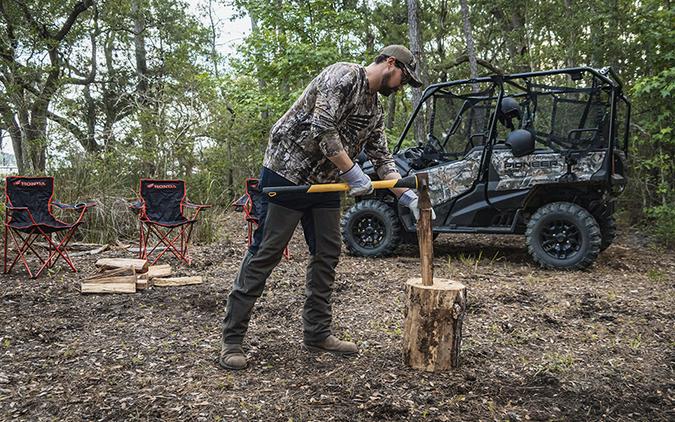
[380,45,423,87]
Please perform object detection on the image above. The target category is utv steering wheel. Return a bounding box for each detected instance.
[426,134,444,153]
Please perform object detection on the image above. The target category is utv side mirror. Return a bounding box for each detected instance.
[505,129,535,157]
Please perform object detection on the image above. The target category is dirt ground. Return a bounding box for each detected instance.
[1,211,673,421]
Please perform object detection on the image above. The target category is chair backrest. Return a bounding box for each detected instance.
[140,179,186,223]
[5,176,54,225]
[244,178,264,224]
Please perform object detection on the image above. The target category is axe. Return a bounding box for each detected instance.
[261,174,419,197]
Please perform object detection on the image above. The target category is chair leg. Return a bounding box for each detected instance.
[139,222,145,259]
[34,227,79,278]
[145,224,193,265]
[6,230,38,278]
[3,224,8,274]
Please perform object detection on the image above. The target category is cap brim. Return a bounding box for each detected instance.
[404,64,423,87]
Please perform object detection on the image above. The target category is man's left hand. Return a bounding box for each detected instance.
[398,190,436,221]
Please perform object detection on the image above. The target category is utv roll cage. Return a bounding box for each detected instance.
[393,67,631,188]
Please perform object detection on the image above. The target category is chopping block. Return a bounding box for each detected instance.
[403,173,467,372]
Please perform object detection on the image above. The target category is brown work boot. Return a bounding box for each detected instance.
[304,335,358,355]
[219,344,247,370]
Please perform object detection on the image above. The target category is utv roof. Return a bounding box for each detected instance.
[422,66,624,96]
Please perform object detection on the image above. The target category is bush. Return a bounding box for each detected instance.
[645,205,675,247]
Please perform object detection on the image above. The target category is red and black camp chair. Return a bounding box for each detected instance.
[230,178,289,259]
[130,179,210,265]
[3,176,96,278]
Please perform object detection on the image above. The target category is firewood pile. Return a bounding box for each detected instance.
[80,258,203,294]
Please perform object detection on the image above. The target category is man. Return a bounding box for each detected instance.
[220,45,424,370]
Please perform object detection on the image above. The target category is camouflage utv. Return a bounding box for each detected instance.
[341,67,630,270]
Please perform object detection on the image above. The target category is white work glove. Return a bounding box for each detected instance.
[340,164,374,196]
[399,190,436,222]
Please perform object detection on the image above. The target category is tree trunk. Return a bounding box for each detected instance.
[0,108,26,174]
[403,278,467,371]
[132,0,155,175]
[563,0,576,68]
[406,0,426,144]
[0,0,93,174]
[385,95,397,130]
[436,0,448,81]
[459,0,479,86]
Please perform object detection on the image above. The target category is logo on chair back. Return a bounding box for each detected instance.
[147,183,177,189]
[13,180,47,187]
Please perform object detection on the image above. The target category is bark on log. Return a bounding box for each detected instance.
[95,258,148,273]
[403,278,467,371]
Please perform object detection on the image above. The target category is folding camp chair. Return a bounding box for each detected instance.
[130,179,210,266]
[3,176,95,278]
[231,178,289,259]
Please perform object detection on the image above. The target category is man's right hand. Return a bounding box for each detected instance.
[340,164,374,196]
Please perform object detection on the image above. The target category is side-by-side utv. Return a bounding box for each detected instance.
[341,67,630,270]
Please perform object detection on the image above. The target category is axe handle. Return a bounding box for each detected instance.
[262,175,418,197]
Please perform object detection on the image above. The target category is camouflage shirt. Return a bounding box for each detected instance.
[262,62,398,184]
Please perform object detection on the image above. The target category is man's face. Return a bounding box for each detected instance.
[378,58,408,96]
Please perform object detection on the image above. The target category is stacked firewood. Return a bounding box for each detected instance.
[80,258,202,294]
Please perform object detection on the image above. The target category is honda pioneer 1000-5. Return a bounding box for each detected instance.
[341,67,630,270]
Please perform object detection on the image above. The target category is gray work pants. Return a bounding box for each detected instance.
[222,202,341,345]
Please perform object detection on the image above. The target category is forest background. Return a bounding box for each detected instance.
[0,0,672,245]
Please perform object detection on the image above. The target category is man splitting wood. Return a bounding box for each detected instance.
[220,45,424,370]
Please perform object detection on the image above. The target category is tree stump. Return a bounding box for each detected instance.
[403,277,466,371]
[403,172,467,371]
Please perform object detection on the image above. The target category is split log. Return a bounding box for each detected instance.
[145,264,172,279]
[135,265,171,289]
[81,282,136,294]
[403,278,466,371]
[136,277,153,290]
[95,258,148,273]
[86,267,135,280]
[81,268,137,294]
[153,276,202,287]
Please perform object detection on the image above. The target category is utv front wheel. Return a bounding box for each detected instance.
[526,202,601,270]
[341,199,401,257]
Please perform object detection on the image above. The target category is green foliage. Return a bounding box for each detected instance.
[1,0,671,246]
[645,205,675,247]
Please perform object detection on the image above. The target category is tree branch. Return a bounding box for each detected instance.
[10,0,48,37]
[46,110,91,149]
[64,5,98,85]
[53,0,94,41]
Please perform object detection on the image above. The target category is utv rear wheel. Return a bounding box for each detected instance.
[597,215,617,251]
[341,199,401,257]
[526,202,601,270]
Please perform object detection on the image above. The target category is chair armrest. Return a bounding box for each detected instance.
[53,200,97,210]
[184,201,211,209]
[128,199,143,210]
[5,206,38,225]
